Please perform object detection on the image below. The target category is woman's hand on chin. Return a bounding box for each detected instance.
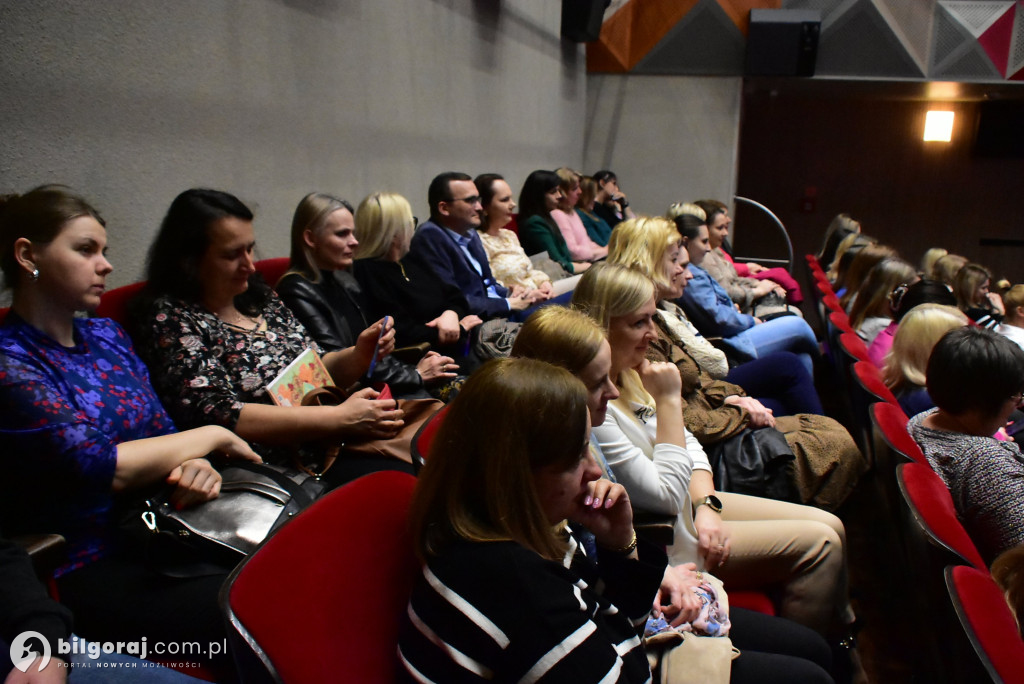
[571,479,634,550]
[636,359,682,403]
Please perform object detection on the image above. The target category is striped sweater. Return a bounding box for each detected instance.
[398,530,666,683]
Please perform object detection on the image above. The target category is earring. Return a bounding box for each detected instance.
[30,268,39,281]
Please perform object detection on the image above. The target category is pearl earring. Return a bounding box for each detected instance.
[30,268,39,281]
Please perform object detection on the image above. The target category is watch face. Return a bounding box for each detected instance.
[707,495,723,512]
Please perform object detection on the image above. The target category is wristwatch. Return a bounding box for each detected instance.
[695,495,723,514]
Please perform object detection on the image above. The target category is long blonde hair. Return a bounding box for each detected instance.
[353,192,414,260]
[511,306,605,374]
[285,192,354,284]
[571,262,656,407]
[607,216,680,295]
[883,304,968,393]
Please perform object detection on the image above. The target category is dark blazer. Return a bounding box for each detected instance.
[408,219,511,319]
[276,270,424,394]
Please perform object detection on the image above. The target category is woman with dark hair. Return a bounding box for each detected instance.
[134,188,410,483]
[517,169,590,276]
[837,243,896,309]
[474,173,578,297]
[276,192,456,399]
[694,199,804,306]
[817,213,860,272]
[592,169,634,228]
[954,262,1004,329]
[673,213,820,377]
[866,279,956,366]
[909,326,1024,563]
[0,186,260,677]
[398,358,666,682]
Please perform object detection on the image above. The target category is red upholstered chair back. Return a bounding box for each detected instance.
[0,307,8,324]
[870,402,926,465]
[896,462,986,569]
[222,471,419,684]
[95,281,147,329]
[254,257,290,289]
[946,565,1024,684]
[410,404,449,473]
[838,332,871,364]
[852,360,898,405]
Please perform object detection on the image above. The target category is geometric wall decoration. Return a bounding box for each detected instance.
[587,0,1024,81]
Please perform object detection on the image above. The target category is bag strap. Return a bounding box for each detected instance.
[292,385,349,477]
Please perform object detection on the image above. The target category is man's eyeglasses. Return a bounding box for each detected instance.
[447,195,481,206]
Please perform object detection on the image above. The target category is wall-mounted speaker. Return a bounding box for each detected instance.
[561,0,610,43]
[745,9,820,77]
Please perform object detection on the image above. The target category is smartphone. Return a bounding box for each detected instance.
[365,316,390,379]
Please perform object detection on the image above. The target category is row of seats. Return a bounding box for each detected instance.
[807,253,1024,684]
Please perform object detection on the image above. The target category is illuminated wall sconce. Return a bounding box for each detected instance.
[924,110,954,142]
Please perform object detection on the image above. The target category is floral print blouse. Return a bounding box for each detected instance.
[135,293,322,460]
[0,313,176,575]
[478,228,552,291]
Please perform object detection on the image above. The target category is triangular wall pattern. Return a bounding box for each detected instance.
[874,0,935,73]
[637,0,746,74]
[940,1,1014,37]
[816,0,924,76]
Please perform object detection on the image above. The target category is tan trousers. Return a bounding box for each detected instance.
[713,492,850,634]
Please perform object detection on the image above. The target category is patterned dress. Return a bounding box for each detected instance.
[134,293,322,463]
[0,313,176,575]
[478,228,551,290]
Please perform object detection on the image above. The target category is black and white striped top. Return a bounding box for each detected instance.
[397,529,666,683]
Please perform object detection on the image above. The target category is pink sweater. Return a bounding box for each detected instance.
[551,209,601,261]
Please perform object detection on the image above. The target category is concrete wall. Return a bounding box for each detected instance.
[0,0,585,287]
[582,74,742,220]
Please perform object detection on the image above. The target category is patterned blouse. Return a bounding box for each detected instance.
[909,409,1024,563]
[478,228,551,290]
[135,293,322,461]
[0,313,176,575]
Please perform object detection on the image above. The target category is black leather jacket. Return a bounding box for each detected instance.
[276,270,425,395]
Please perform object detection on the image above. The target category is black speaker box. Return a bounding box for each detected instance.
[561,0,609,43]
[745,9,820,77]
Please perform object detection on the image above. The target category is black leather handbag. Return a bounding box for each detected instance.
[704,427,800,503]
[136,461,326,576]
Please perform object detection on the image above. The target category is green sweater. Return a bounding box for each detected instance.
[518,214,577,275]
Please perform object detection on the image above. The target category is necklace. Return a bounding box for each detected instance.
[397,261,410,282]
[217,310,267,334]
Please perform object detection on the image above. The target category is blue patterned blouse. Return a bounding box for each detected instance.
[0,313,176,576]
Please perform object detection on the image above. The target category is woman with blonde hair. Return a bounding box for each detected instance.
[847,257,919,345]
[511,306,838,683]
[931,252,967,287]
[276,192,457,397]
[919,247,947,279]
[571,263,854,639]
[838,243,897,309]
[954,262,1004,329]
[352,192,481,365]
[608,217,863,511]
[552,166,607,262]
[398,357,665,682]
[883,303,969,416]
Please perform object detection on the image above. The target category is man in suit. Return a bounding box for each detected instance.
[409,172,541,320]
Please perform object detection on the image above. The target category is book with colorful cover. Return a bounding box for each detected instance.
[266,347,332,407]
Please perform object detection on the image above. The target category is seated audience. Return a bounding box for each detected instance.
[133,188,409,483]
[592,169,634,228]
[575,175,613,246]
[0,186,260,677]
[408,172,539,321]
[473,173,577,297]
[695,199,804,305]
[847,257,918,345]
[827,233,874,289]
[607,220,864,511]
[991,544,1024,639]
[517,169,590,276]
[909,327,1024,564]
[276,192,457,398]
[867,279,956,367]
[673,213,820,376]
[817,213,861,272]
[954,262,1004,329]
[569,264,853,637]
[351,192,481,370]
[883,304,968,416]
[930,252,967,288]
[996,284,1024,352]
[398,358,665,682]
[511,308,839,683]
[551,167,606,262]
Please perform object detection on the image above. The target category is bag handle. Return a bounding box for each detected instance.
[295,385,350,477]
